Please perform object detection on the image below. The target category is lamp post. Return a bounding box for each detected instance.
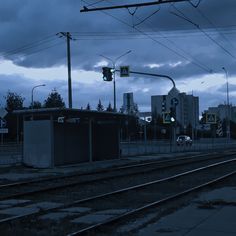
[99,50,131,111]
[222,67,230,141]
[31,84,46,108]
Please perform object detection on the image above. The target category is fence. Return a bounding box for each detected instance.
[121,138,236,157]
[0,142,23,165]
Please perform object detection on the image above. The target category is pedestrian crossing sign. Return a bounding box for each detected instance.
[206,113,216,124]
[120,66,130,77]
[163,112,171,124]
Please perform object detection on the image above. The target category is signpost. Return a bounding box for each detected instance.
[206,113,217,124]
[163,112,171,124]
[171,97,179,106]
[0,118,7,128]
[120,66,130,77]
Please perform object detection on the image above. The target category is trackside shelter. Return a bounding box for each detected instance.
[13,108,131,168]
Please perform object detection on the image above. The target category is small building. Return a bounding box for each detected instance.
[12,108,130,168]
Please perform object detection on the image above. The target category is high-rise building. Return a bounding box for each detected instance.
[121,92,138,114]
[151,87,199,131]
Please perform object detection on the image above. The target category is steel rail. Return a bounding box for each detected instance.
[68,170,236,236]
[0,157,235,225]
[1,150,231,190]
[0,152,233,201]
[0,152,209,189]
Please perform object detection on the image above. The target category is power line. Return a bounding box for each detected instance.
[131,11,213,73]
[81,0,213,73]
[170,4,236,61]
[191,5,236,51]
[1,34,57,58]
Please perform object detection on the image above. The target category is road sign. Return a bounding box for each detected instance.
[0,128,8,134]
[196,124,211,131]
[0,108,7,118]
[0,118,6,128]
[206,113,216,124]
[171,97,179,106]
[163,112,171,124]
[120,66,130,77]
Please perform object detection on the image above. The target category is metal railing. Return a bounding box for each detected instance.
[0,142,23,165]
[120,138,236,157]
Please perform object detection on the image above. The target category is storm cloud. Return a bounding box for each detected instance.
[0,0,236,112]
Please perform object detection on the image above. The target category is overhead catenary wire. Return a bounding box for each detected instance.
[81,0,213,73]
[170,4,236,61]
[190,4,236,51]
[130,7,213,73]
[71,26,236,39]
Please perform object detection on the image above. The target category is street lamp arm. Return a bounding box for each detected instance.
[31,84,46,108]
[115,50,132,63]
[99,54,114,66]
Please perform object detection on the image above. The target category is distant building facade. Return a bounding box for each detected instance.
[151,87,199,130]
[204,104,236,122]
[121,92,138,115]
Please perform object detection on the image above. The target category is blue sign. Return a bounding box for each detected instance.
[163,112,171,124]
[171,97,179,106]
[0,118,6,128]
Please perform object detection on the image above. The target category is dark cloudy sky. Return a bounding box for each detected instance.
[0,0,236,113]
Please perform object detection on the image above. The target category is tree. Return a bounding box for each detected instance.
[86,103,91,110]
[30,101,42,109]
[44,89,65,108]
[4,91,24,111]
[96,99,104,111]
[106,102,113,112]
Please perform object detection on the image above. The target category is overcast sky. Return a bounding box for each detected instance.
[0,0,236,113]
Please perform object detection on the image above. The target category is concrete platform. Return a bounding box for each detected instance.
[137,187,236,236]
[0,152,201,182]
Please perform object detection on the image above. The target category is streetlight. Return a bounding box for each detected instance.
[99,50,131,111]
[31,84,46,108]
[222,67,230,141]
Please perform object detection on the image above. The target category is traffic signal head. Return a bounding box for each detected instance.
[170,107,176,122]
[102,67,113,81]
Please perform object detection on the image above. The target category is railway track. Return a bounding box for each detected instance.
[0,150,234,200]
[0,153,235,235]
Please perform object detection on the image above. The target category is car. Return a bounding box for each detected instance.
[176,135,192,146]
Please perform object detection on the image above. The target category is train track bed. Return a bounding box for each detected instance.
[103,176,236,236]
[0,155,236,235]
[0,151,234,202]
[0,150,231,185]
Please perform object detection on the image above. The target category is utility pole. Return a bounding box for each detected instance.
[222,67,231,141]
[57,32,73,109]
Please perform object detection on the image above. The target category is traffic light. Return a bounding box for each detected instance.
[102,67,113,81]
[162,96,166,112]
[161,102,166,112]
[170,107,176,122]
